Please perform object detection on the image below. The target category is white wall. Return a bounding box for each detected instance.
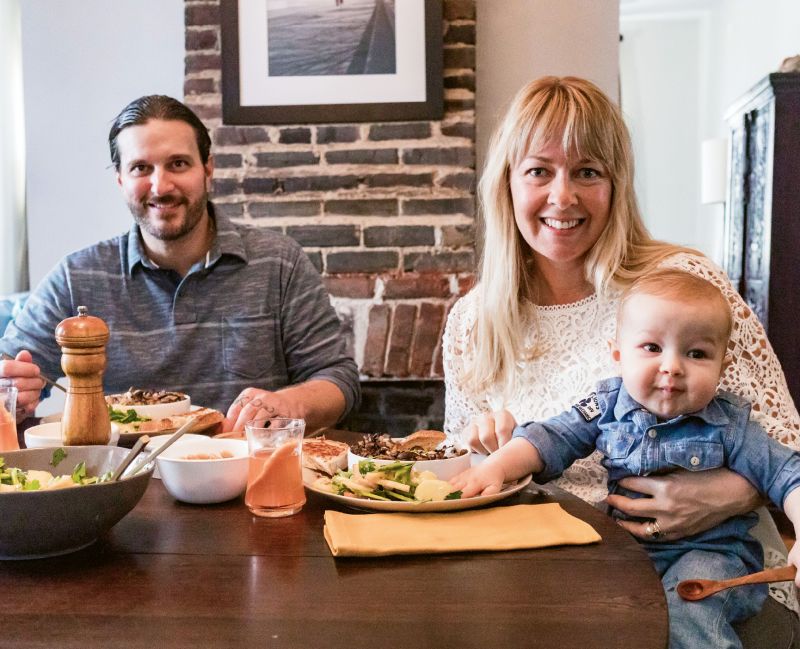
[705,0,800,136]
[620,17,704,252]
[475,0,620,172]
[20,0,183,415]
[619,0,800,261]
[0,0,27,293]
[21,0,184,286]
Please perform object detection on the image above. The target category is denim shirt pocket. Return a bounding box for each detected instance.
[597,429,637,459]
[663,440,724,471]
[222,313,284,380]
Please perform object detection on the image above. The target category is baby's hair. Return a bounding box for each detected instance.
[618,269,733,342]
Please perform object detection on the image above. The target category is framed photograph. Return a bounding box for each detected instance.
[220,0,443,124]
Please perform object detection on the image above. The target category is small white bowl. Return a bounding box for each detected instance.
[156,438,248,505]
[348,442,471,481]
[106,395,191,420]
[143,433,212,479]
[24,421,119,448]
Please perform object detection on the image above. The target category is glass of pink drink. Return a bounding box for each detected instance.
[0,385,19,452]
[244,417,306,518]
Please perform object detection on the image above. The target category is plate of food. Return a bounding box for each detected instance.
[105,387,223,442]
[348,430,470,481]
[43,387,225,445]
[108,404,225,443]
[301,437,532,513]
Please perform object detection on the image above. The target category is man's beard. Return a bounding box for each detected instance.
[130,192,208,242]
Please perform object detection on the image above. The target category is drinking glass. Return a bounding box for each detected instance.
[244,417,306,518]
[0,385,19,451]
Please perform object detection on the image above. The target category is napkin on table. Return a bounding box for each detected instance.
[323,503,601,557]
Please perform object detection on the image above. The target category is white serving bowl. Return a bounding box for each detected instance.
[24,421,119,448]
[156,438,248,505]
[106,394,191,420]
[347,442,471,481]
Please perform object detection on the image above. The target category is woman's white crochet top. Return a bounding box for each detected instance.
[443,253,800,608]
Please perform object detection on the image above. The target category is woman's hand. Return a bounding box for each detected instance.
[462,409,517,454]
[781,489,800,587]
[788,543,800,588]
[607,468,763,542]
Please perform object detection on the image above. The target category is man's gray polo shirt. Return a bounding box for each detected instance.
[1,206,360,416]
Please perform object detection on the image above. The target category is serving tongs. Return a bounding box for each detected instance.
[111,435,151,481]
[123,419,197,478]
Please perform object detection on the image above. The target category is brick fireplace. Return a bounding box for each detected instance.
[184,0,477,432]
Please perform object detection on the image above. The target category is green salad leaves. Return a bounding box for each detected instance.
[108,405,151,424]
[0,449,113,493]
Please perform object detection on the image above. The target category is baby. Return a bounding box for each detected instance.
[452,269,800,649]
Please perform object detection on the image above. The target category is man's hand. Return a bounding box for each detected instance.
[223,387,292,434]
[0,351,45,422]
[462,409,517,454]
[608,468,762,542]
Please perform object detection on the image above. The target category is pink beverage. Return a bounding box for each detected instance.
[0,398,19,451]
[245,442,306,517]
[0,422,19,451]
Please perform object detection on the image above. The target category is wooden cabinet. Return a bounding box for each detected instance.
[724,73,800,405]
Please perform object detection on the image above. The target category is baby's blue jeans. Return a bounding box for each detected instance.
[649,547,767,649]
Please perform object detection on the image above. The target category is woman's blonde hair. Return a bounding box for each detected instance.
[466,76,693,398]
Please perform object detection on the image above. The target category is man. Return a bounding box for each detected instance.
[0,95,359,432]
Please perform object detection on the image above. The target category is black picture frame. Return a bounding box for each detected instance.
[220,0,443,125]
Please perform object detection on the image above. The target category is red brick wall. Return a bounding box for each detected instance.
[184,0,476,382]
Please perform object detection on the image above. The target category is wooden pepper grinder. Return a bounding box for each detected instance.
[55,306,111,445]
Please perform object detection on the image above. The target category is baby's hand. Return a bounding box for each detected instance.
[450,462,506,498]
[788,544,800,588]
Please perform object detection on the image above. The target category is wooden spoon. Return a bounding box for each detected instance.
[677,565,796,601]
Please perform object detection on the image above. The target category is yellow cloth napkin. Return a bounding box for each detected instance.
[323,503,602,557]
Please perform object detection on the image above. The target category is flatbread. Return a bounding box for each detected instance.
[302,437,349,476]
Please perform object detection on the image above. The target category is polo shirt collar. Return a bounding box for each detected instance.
[125,202,248,275]
[205,203,248,267]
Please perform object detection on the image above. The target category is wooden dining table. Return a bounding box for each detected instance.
[1,431,668,649]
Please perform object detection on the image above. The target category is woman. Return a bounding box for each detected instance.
[442,76,800,632]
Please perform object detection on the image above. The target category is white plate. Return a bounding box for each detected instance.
[47,405,223,443]
[113,404,221,442]
[304,474,533,513]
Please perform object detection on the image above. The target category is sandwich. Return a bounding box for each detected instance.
[302,437,349,476]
